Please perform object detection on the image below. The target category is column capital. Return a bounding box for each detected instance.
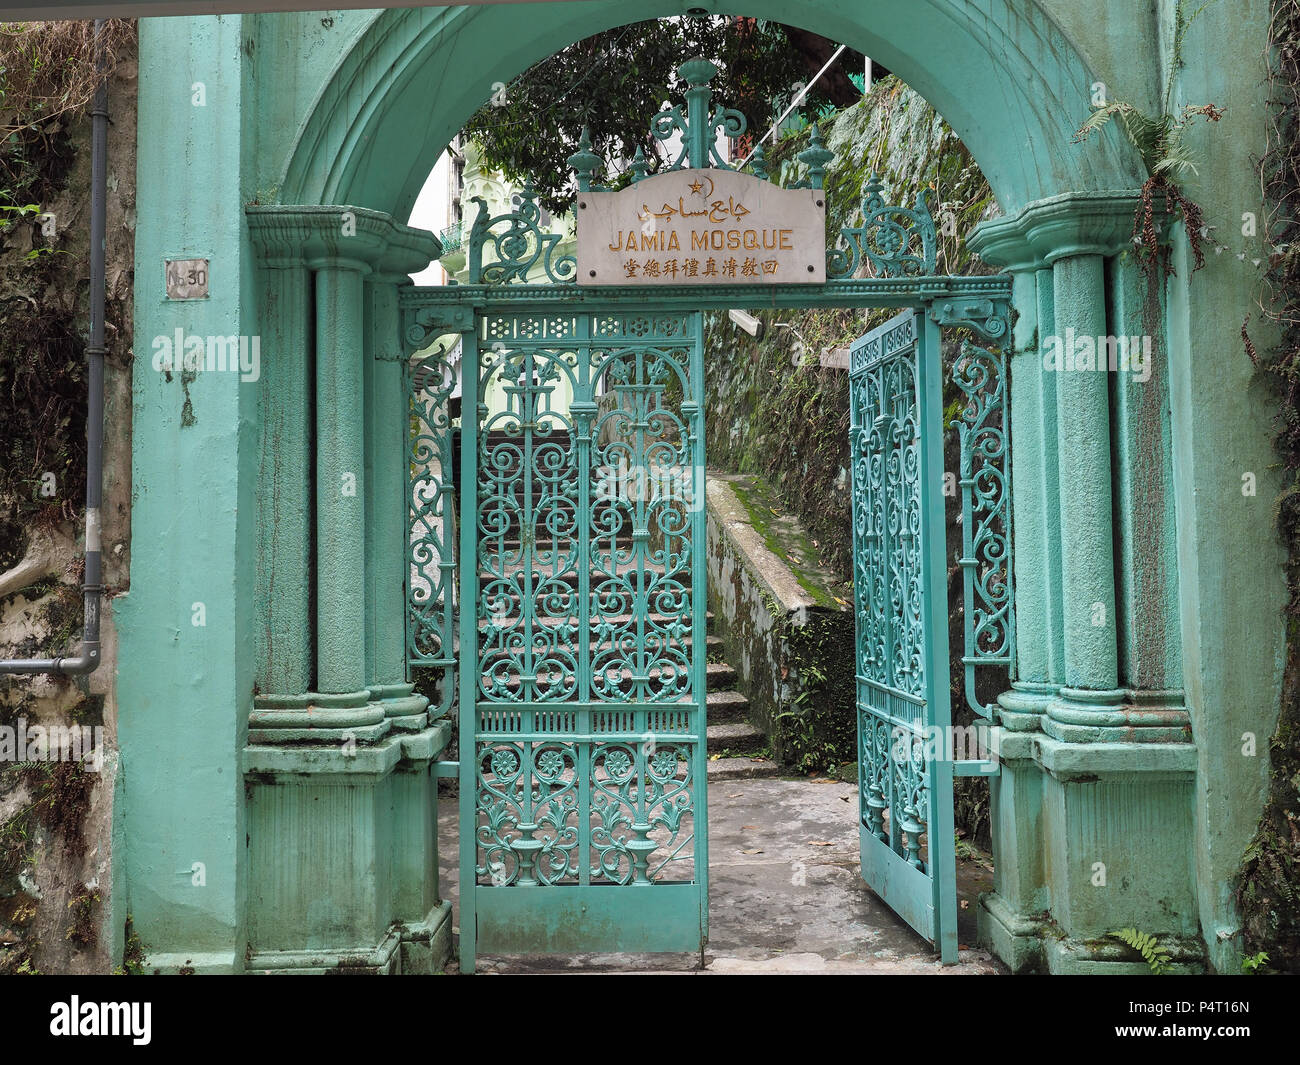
[246,204,442,275]
[970,190,1158,269]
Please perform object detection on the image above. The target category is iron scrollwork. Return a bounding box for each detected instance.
[927,296,1010,343]
[407,341,460,718]
[467,183,576,286]
[951,341,1014,720]
[829,177,939,279]
[471,312,703,890]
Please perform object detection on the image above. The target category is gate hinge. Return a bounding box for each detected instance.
[926,296,1010,343]
[404,305,475,355]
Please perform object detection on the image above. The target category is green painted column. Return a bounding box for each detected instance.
[976,192,1181,742]
[252,254,313,696]
[246,207,438,742]
[365,274,428,728]
[313,258,371,699]
[1103,251,1189,743]
[239,208,452,972]
[1034,267,1066,688]
[966,224,1063,729]
[1109,252,1185,707]
[999,265,1059,729]
[1051,252,1118,687]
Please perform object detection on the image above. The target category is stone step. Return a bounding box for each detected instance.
[705,755,783,781]
[707,659,736,689]
[705,688,749,723]
[706,720,766,755]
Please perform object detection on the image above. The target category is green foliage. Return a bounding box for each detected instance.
[65,886,99,947]
[0,200,41,225]
[1240,950,1270,974]
[1111,927,1174,974]
[0,24,134,526]
[1236,0,1300,974]
[462,17,861,213]
[112,915,147,975]
[773,616,857,773]
[1071,0,1221,276]
[1075,101,1222,184]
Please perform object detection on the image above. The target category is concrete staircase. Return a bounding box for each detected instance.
[702,640,780,780]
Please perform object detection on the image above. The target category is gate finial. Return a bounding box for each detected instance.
[567,126,603,192]
[647,57,748,172]
[629,145,649,184]
[679,57,718,170]
[797,125,834,191]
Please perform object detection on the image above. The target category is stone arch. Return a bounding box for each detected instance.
[278,0,1146,220]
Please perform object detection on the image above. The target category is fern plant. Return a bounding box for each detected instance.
[1072,0,1223,277]
[1111,928,1174,974]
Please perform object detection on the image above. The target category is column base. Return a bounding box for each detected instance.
[997,681,1057,731]
[249,689,422,743]
[977,891,1049,973]
[983,728,1202,972]
[244,903,453,974]
[140,951,239,975]
[398,900,454,974]
[1042,931,1206,975]
[242,723,451,970]
[1043,687,1190,743]
[370,681,431,731]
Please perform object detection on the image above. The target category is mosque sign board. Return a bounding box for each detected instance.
[577,169,826,285]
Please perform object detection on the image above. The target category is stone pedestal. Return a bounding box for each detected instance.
[237,206,450,973]
[971,193,1202,973]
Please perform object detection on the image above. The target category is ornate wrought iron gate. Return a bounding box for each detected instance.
[457,308,708,965]
[402,57,1015,973]
[848,309,959,962]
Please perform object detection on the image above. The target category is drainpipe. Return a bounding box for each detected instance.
[0,20,108,677]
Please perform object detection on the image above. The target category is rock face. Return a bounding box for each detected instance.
[703,77,996,581]
[704,472,855,774]
[0,27,138,975]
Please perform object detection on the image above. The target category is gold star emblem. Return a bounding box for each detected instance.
[688,178,704,195]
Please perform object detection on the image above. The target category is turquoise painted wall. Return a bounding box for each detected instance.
[118,14,257,968]
[119,1,1286,971]
[1162,1,1287,969]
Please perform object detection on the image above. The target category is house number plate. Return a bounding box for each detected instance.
[165,258,210,300]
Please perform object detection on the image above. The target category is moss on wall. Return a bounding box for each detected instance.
[704,472,856,773]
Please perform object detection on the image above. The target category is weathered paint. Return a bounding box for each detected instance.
[119,1,1286,973]
[117,15,257,970]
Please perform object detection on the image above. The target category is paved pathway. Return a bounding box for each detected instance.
[438,771,1003,974]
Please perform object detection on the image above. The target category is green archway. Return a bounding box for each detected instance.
[277,1,1145,218]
